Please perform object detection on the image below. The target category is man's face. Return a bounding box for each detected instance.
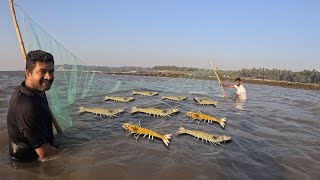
[25,62,54,92]
[235,80,241,86]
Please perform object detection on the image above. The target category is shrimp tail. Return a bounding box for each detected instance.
[162,134,172,146]
[219,118,226,128]
[176,126,187,135]
[129,106,138,114]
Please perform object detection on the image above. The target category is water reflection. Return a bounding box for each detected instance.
[232,100,246,110]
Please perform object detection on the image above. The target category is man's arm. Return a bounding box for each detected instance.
[232,93,239,100]
[222,83,235,88]
[35,143,59,161]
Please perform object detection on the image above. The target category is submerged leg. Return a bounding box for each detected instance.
[134,133,141,143]
[125,131,133,137]
[107,116,112,123]
[138,120,141,127]
[209,142,215,148]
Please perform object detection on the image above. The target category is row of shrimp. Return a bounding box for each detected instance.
[77,105,226,129]
[122,122,231,147]
[77,106,180,119]
[104,91,187,102]
[77,91,180,118]
[106,90,218,107]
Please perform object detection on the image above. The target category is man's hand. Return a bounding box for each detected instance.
[35,143,59,161]
[232,94,239,100]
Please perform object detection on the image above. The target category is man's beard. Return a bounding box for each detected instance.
[40,79,53,91]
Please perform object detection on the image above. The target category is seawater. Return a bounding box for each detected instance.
[0,71,319,179]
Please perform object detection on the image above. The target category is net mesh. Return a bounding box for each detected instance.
[13,2,223,130]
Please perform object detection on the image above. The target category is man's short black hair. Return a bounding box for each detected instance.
[26,50,54,73]
[235,77,241,81]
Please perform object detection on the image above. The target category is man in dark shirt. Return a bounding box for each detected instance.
[7,50,59,161]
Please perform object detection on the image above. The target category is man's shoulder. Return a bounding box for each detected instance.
[240,85,246,91]
[12,88,35,111]
[7,85,36,124]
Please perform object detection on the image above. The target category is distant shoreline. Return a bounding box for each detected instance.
[1,70,318,91]
[104,72,320,91]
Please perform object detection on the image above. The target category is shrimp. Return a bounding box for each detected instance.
[194,97,218,107]
[78,106,124,118]
[129,106,179,118]
[133,91,159,97]
[186,111,226,128]
[162,96,187,101]
[176,127,231,145]
[122,122,172,146]
[104,96,134,103]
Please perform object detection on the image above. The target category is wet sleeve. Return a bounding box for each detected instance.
[15,97,47,149]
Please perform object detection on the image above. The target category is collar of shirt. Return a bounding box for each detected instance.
[19,81,46,98]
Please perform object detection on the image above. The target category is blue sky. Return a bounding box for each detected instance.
[1,0,319,71]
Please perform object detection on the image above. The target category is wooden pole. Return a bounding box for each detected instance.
[210,61,228,100]
[9,0,62,133]
[9,0,26,61]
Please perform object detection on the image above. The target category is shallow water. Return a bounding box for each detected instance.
[0,71,319,180]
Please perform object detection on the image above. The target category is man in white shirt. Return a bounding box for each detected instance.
[222,78,247,101]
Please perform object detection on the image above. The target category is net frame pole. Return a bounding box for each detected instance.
[9,0,26,61]
[9,0,62,133]
[210,60,228,100]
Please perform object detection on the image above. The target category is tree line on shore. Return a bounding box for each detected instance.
[56,65,320,84]
[220,68,320,84]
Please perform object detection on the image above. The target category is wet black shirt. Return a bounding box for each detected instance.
[7,81,54,161]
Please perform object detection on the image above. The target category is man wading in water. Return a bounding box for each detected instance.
[7,50,60,162]
[222,78,247,101]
